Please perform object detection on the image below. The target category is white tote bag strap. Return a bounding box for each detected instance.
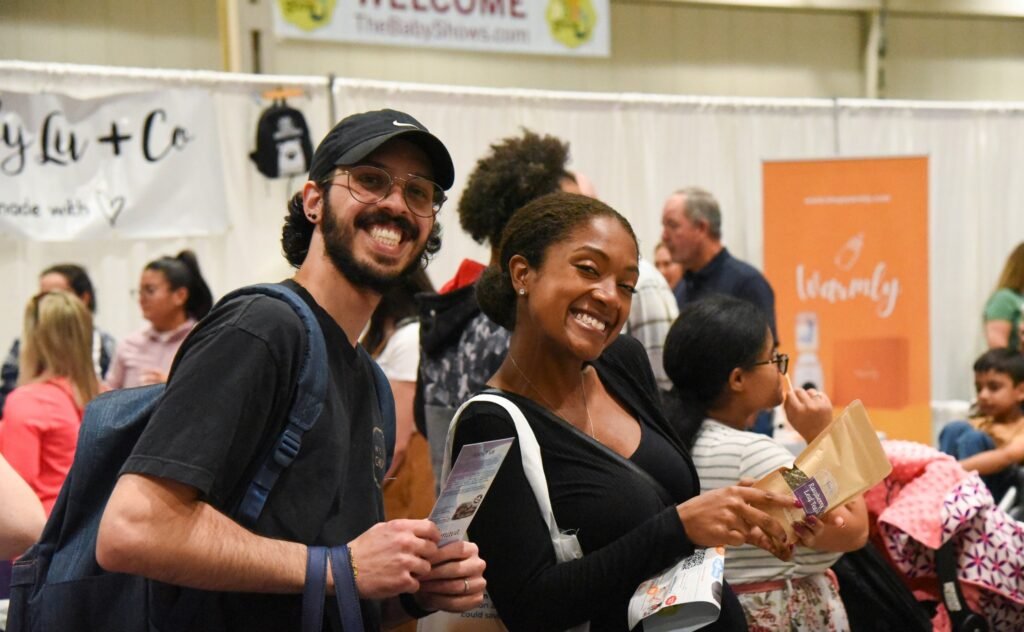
[442,393,581,564]
[427,392,588,632]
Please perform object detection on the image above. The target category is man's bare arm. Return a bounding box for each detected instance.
[98,473,442,597]
[97,473,309,592]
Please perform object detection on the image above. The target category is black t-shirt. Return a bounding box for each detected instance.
[452,335,748,631]
[122,280,385,632]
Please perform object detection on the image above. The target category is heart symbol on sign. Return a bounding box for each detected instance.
[95,193,126,227]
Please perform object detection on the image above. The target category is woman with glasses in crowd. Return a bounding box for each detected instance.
[448,192,803,631]
[664,294,869,631]
[106,250,212,389]
[0,291,100,515]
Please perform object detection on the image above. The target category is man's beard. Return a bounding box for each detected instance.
[322,206,427,294]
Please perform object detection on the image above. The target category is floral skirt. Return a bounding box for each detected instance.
[731,570,849,632]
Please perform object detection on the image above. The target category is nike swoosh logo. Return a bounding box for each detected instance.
[393,121,419,129]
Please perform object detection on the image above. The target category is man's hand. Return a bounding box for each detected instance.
[413,540,487,613]
[349,519,440,599]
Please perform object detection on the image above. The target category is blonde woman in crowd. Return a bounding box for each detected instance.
[0,291,100,514]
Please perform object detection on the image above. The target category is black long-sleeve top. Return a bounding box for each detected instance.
[452,335,748,631]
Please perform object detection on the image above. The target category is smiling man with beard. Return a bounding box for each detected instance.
[96,109,486,632]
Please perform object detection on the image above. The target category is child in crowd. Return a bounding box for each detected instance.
[664,295,867,631]
[940,348,1024,499]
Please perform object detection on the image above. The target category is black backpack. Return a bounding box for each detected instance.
[7,284,395,632]
[249,101,314,178]
[833,541,934,632]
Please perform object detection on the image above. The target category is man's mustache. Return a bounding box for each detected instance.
[354,210,419,241]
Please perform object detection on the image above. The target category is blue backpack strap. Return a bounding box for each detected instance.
[329,545,365,632]
[360,346,396,474]
[217,284,329,528]
[302,546,329,632]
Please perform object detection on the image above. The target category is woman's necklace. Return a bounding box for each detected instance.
[508,355,598,441]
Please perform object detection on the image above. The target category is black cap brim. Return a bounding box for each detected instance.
[334,129,455,190]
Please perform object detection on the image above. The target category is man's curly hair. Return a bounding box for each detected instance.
[457,130,571,247]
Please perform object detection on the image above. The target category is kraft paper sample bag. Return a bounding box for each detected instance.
[753,400,892,542]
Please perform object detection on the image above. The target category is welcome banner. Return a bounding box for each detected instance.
[763,156,930,444]
[273,0,610,58]
[0,89,228,241]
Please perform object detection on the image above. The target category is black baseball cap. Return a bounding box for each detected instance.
[308,108,454,189]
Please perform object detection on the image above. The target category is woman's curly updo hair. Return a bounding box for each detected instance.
[458,130,572,248]
[476,192,638,331]
[281,172,442,269]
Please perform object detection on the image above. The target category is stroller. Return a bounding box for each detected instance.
[842,440,1024,631]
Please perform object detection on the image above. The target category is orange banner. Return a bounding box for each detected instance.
[763,156,930,444]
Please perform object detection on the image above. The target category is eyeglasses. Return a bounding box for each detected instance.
[331,165,446,218]
[750,352,789,375]
[130,284,165,299]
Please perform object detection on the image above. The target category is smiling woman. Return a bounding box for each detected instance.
[448,192,799,631]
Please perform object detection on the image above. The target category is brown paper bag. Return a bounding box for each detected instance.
[752,399,892,542]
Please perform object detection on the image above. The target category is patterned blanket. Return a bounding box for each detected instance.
[864,440,1024,631]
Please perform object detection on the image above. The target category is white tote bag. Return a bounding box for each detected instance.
[417,393,589,632]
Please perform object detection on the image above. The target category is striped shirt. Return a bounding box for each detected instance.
[691,418,841,583]
[623,258,678,391]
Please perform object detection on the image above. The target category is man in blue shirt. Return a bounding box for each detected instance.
[661,187,779,436]
[660,186,778,343]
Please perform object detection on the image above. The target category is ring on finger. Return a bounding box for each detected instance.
[463,578,469,594]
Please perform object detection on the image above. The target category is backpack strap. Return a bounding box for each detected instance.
[935,539,989,632]
[359,346,396,475]
[216,284,330,528]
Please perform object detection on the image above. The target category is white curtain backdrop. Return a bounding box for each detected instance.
[2,61,1022,406]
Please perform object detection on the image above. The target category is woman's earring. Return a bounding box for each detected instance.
[308,214,318,221]
[518,288,526,296]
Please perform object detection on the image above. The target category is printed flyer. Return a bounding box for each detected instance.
[430,437,513,546]
[627,547,725,632]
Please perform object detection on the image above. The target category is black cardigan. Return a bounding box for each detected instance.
[452,335,748,631]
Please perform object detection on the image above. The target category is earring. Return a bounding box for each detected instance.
[308,214,318,221]
[518,288,526,296]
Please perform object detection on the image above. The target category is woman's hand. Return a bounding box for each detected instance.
[783,384,833,442]
[677,485,800,561]
[791,515,827,548]
[139,369,169,386]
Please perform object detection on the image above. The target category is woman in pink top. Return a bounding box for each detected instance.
[106,250,213,389]
[0,291,100,514]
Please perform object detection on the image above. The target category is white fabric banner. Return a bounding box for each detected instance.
[2,61,1023,406]
[0,89,228,241]
[272,0,610,58]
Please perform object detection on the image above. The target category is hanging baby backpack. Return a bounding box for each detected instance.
[250,100,314,178]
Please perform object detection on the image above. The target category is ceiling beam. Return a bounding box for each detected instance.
[619,0,1024,19]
